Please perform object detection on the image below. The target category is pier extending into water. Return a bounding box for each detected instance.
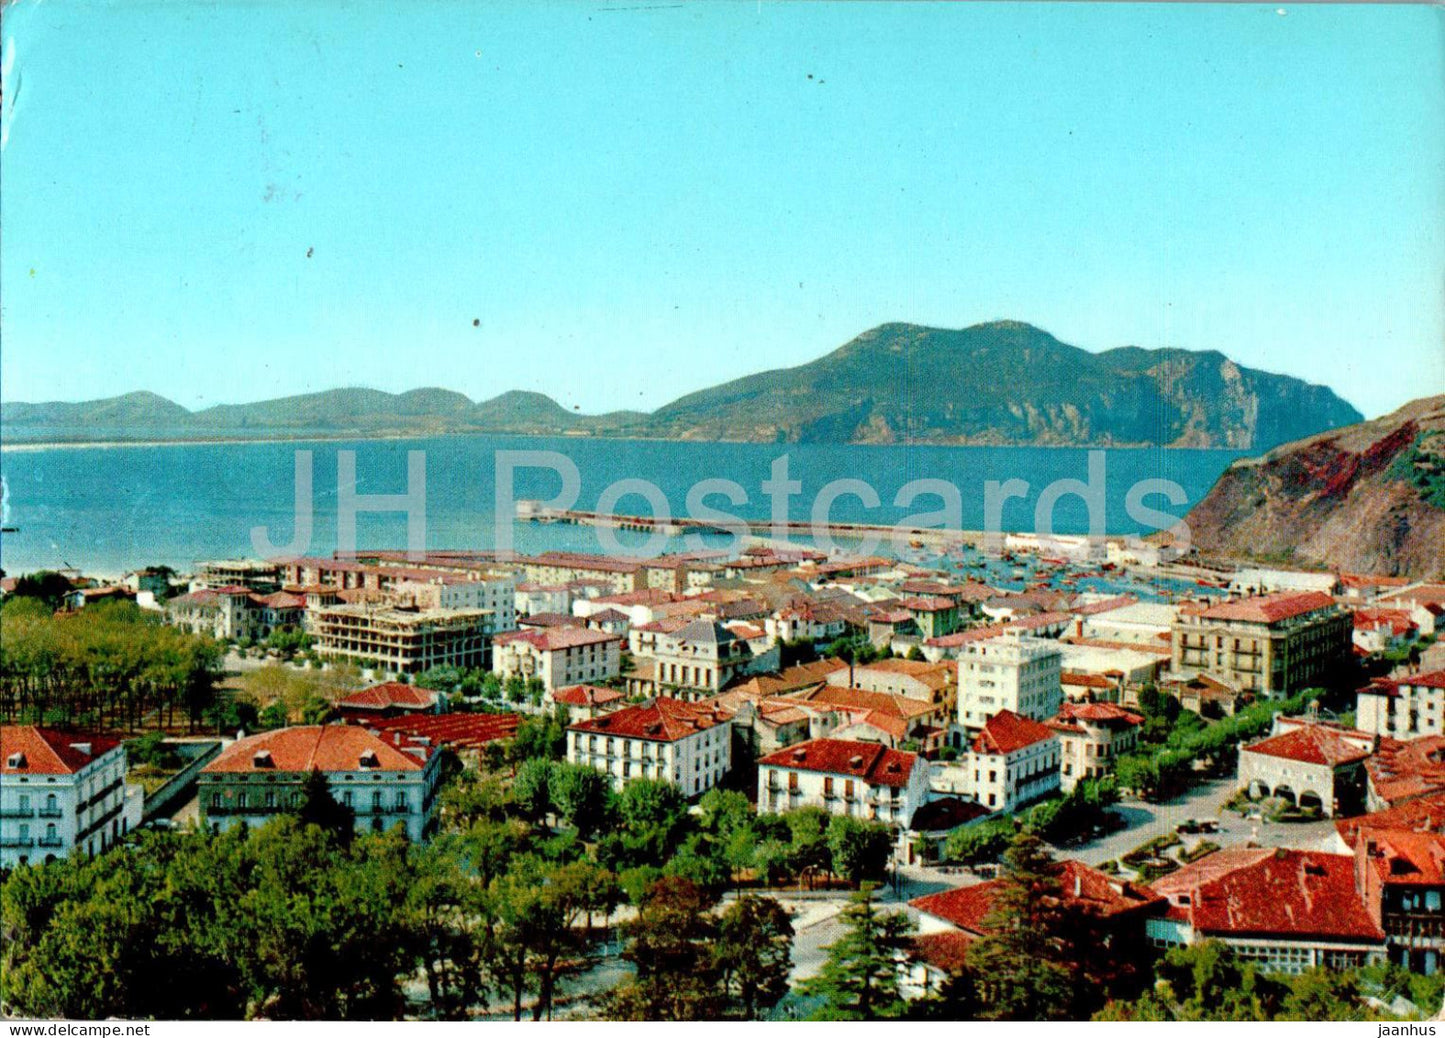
[517,501,1004,550]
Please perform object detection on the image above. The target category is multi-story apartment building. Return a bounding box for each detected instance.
[311,604,495,675]
[969,710,1061,813]
[1046,701,1145,792]
[956,635,1062,734]
[1356,671,1445,740]
[493,626,622,692]
[1170,591,1353,696]
[643,619,777,699]
[567,698,731,795]
[756,738,930,829]
[198,725,442,841]
[394,576,517,633]
[1,727,144,868]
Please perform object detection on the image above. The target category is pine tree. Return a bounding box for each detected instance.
[964,831,1074,1020]
[798,884,914,1019]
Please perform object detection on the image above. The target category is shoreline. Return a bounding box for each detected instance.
[0,430,1255,454]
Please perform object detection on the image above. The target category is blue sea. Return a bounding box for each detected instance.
[0,435,1247,577]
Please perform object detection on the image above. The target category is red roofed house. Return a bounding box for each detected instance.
[1170,591,1353,696]
[1145,847,1386,973]
[1237,717,1374,816]
[198,725,442,841]
[906,859,1161,996]
[567,698,732,795]
[756,738,930,829]
[970,710,1061,813]
[1353,609,1421,655]
[1046,701,1144,792]
[1,726,145,867]
[551,683,626,722]
[492,626,622,692]
[1343,822,1445,973]
[335,681,440,722]
[1357,671,1445,741]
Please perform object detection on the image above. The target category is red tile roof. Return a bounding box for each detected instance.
[494,627,622,651]
[1148,848,1384,942]
[1243,725,1372,768]
[1,727,124,775]
[553,684,625,707]
[1198,591,1337,624]
[369,712,521,751]
[1054,701,1144,726]
[899,596,958,612]
[909,932,975,974]
[973,710,1058,756]
[1364,735,1445,805]
[757,738,918,788]
[911,860,1159,935]
[336,682,436,712]
[1335,792,1445,845]
[568,697,728,742]
[518,612,586,629]
[1357,828,1445,887]
[203,725,433,773]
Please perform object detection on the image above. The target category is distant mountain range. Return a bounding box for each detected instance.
[1,320,1363,450]
[1185,394,1445,580]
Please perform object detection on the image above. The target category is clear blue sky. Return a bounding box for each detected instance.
[2,2,1441,421]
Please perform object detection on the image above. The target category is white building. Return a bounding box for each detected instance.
[197,725,442,842]
[756,738,930,829]
[968,710,1061,813]
[1357,671,1445,741]
[567,697,732,795]
[1237,719,1373,817]
[1,727,145,868]
[396,575,517,632]
[642,619,775,698]
[515,583,572,619]
[492,626,623,691]
[1046,701,1145,792]
[957,635,1062,733]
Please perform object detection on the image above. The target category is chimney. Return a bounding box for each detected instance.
[1074,874,1082,897]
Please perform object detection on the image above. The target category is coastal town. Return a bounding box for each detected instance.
[4,530,1444,1020]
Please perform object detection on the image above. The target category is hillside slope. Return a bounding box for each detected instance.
[1184,395,1445,579]
[647,321,1361,449]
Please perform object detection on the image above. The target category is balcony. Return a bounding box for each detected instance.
[0,807,35,819]
[0,837,35,848]
[38,808,64,819]
[37,836,63,848]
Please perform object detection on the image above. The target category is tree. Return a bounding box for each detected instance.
[511,758,556,825]
[508,707,569,762]
[827,816,895,886]
[784,807,832,882]
[605,877,725,1020]
[715,895,795,1019]
[295,768,355,845]
[550,762,613,839]
[798,885,914,1019]
[964,832,1075,1020]
[943,816,1014,866]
